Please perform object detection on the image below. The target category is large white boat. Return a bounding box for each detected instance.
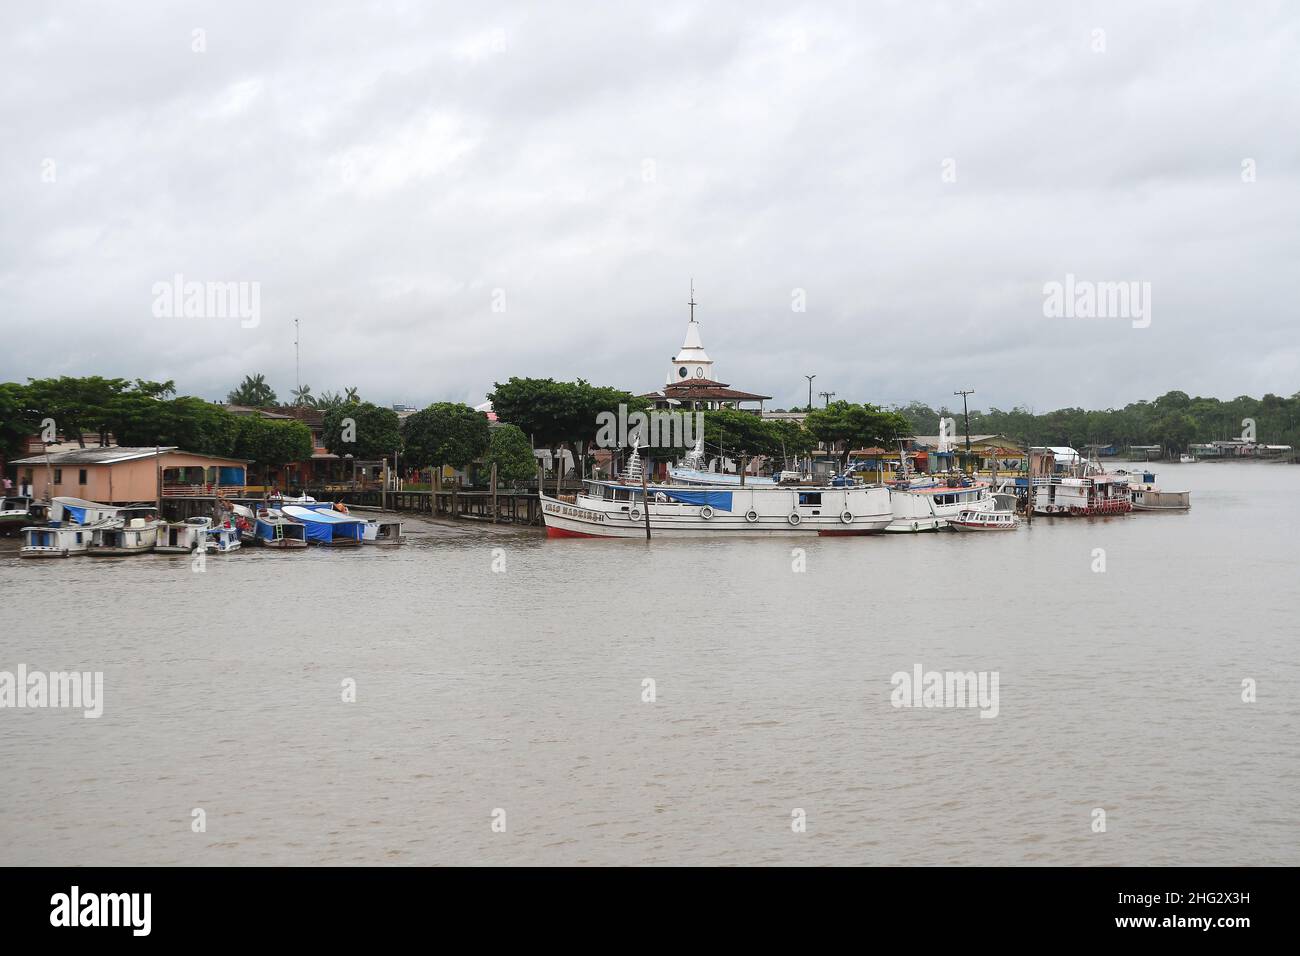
[885,476,994,532]
[541,478,892,538]
[1032,473,1132,516]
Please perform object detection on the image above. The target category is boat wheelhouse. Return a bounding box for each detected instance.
[949,509,1020,531]
[541,478,892,538]
[155,517,213,553]
[88,506,163,555]
[19,522,96,558]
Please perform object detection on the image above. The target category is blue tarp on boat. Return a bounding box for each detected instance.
[64,504,86,523]
[282,505,365,542]
[658,489,734,511]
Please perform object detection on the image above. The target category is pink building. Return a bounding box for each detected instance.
[9,447,248,503]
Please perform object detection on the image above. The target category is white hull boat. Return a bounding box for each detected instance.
[155,517,213,553]
[948,509,1020,531]
[88,505,163,556]
[885,479,993,532]
[362,519,405,545]
[541,479,892,538]
[20,497,122,557]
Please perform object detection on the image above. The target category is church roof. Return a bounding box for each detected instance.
[642,381,771,402]
[673,319,710,363]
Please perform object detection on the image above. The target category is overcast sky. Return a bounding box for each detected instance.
[2,1,1297,413]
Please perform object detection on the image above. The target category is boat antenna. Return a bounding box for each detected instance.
[688,279,696,322]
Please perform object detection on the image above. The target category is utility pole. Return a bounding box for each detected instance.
[954,388,974,471]
[294,318,301,395]
[819,390,836,408]
[805,374,816,412]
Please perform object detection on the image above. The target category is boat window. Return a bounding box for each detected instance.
[799,493,822,506]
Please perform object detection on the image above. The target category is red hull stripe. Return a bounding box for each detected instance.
[545,526,615,539]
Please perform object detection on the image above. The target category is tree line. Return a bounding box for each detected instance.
[891,389,1300,453]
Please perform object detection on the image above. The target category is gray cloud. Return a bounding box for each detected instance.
[2,0,1297,412]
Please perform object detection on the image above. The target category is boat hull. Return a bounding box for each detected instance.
[541,484,892,538]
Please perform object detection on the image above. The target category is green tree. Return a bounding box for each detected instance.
[805,401,911,469]
[321,402,401,461]
[227,374,277,407]
[402,403,490,473]
[290,384,316,407]
[0,382,38,458]
[484,423,537,483]
[232,417,313,481]
[490,377,639,461]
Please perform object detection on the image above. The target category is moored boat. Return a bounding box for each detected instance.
[541,478,892,538]
[362,518,405,545]
[88,507,163,555]
[0,496,48,534]
[20,497,122,557]
[1122,469,1191,512]
[282,504,366,546]
[155,517,213,553]
[204,523,243,552]
[949,509,1020,531]
[885,476,993,532]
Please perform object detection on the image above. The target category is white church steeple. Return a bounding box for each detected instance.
[667,280,714,384]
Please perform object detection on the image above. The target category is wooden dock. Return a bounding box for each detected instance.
[161,486,560,527]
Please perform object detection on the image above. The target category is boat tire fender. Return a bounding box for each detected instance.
[700,505,714,519]
[629,508,641,521]
[840,511,854,524]
[788,512,801,526]
[745,510,759,523]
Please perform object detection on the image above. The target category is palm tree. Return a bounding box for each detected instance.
[344,386,360,403]
[316,390,344,410]
[227,373,277,407]
[290,384,316,407]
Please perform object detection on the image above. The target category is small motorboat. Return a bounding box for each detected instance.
[204,523,242,553]
[1179,454,1196,464]
[948,508,1020,531]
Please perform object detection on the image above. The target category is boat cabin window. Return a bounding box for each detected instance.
[799,492,822,506]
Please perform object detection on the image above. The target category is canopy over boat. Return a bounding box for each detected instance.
[283,504,365,542]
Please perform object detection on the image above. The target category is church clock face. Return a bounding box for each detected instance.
[695,366,704,378]
[678,366,688,378]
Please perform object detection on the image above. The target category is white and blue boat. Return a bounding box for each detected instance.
[282,504,365,546]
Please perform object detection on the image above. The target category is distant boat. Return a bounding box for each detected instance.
[1179,454,1196,464]
[0,496,48,533]
[1122,470,1191,512]
[282,504,365,546]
